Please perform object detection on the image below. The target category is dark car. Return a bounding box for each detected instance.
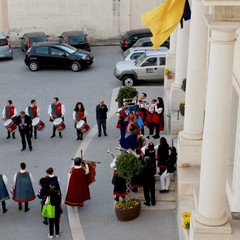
[120,28,152,51]
[132,37,170,49]
[20,32,49,52]
[0,32,13,60]
[58,31,91,52]
[24,42,93,72]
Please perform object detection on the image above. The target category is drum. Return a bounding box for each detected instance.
[76,120,91,134]
[3,119,17,133]
[32,117,45,131]
[53,118,66,132]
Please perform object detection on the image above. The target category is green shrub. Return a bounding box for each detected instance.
[116,86,138,106]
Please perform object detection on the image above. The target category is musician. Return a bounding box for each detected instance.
[137,93,149,135]
[15,111,33,151]
[25,99,40,139]
[2,100,18,139]
[73,102,88,140]
[116,101,128,130]
[65,157,90,207]
[146,99,157,139]
[152,97,164,139]
[48,97,66,138]
[120,122,138,151]
[96,99,108,137]
[110,155,126,202]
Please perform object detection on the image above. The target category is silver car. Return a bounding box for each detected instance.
[0,32,13,60]
[114,51,167,86]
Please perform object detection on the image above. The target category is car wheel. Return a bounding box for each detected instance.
[29,61,39,71]
[122,75,136,87]
[71,62,81,72]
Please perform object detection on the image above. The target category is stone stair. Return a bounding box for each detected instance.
[131,175,177,210]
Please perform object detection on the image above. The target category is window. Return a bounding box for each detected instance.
[0,39,7,46]
[141,57,157,67]
[50,47,65,56]
[35,46,48,55]
[160,57,166,65]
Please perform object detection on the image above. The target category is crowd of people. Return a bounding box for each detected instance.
[0,158,92,239]
[111,92,177,207]
[0,91,177,238]
[1,98,109,151]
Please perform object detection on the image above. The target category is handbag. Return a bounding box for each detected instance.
[41,196,55,218]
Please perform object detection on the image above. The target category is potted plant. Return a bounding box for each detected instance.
[164,68,173,79]
[179,78,186,116]
[115,152,142,221]
[116,86,138,107]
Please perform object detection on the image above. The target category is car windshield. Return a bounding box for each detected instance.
[123,49,130,59]
[59,44,77,54]
[135,53,147,65]
[69,36,85,45]
[30,36,47,44]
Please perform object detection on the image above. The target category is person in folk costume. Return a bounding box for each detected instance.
[15,111,33,151]
[141,156,156,207]
[0,174,10,214]
[73,102,88,140]
[137,92,149,135]
[46,186,63,239]
[116,101,129,132]
[25,99,40,139]
[2,99,18,139]
[45,167,61,196]
[119,122,139,151]
[160,147,177,193]
[12,162,35,212]
[48,97,66,138]
[141,141,157,175]
[145,99,157,139]
[156,137,169,176]
[152,97,164,139]
[37,177,50,225]
[110,156,126,202]
[65,157,91,207]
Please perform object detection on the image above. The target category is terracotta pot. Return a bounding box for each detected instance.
[179,104,185,116]
[115,199,141,221]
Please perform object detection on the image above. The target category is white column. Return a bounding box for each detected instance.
[195,28,235,227]
[169,21,190,113]
[178,0,208,166]
[173,21,191,88]
[164,29,178,90]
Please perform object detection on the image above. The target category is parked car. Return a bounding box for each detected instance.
[123,46,168,61]
[114,51,167,86]
[120,28,152,51]
[24,42,93,72]
[58,31,91,52]
[20,32,49,52]
[132,37,170,49]
[0,32,13,60]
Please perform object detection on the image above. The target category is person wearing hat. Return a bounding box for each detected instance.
[15,111,33,151]
[65,157,90,207]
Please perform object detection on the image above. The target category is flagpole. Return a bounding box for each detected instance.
[128,0,131,31]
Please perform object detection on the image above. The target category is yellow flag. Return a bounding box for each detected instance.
[142,0,186,49]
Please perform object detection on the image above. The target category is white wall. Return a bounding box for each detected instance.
[1,0,163,42]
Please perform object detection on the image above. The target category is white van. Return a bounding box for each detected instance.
[123,46,168,61]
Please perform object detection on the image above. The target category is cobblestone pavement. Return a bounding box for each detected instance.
[0,47,178,240]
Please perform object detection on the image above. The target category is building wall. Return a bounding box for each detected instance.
[0,0,163,42]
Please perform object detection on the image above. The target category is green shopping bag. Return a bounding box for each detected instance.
[41,196,55,218]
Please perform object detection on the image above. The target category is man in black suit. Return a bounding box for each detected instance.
[15,111,33,151]
[96,99,108,137]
